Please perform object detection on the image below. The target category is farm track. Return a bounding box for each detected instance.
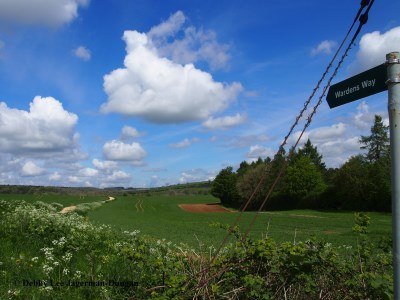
[60,205,77,214]
[59,196,116,214]
[135,198,144,212]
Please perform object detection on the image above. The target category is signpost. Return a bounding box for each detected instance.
[326,52,400,299]
[326,63,388,108]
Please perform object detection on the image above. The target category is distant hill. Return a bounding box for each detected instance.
[0,181,212,196]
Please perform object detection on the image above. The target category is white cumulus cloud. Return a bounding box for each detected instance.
[0,0,89,27]
[286,114,377,167]
[74,46,91,61]
[101,23,242,123]
[179,168,216,183]
[308,123,347,143]
[79,167,98,177]
[311,40,337,56]
[169,138,191,148]
[121,125,141,140]
[92,158,118,171]
[49,172,61,181]
[149,11,231,70]
[0,96,79,155]
[202,113,246,130]
[103,140,146,163]
[352,101,377,130]
[351,26,400,73]
[247,145,274,160]
[21,161,46,177]
[148,11,186,40]
[108,170,131,181]
[68,176,80,183]
[100,170,132,187]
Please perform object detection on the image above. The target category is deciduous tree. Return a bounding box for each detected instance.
[211,167,240,206]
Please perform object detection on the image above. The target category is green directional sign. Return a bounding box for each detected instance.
[326,63,388,108]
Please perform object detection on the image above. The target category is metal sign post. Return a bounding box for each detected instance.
[387,51,400,300]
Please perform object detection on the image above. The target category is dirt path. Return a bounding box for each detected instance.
[59,196,115,214]
[135,198,144,212]
[179,203,231,213]
[60,205,77,214]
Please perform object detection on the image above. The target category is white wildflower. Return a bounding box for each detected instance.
[43,264,53,275]
[62,252,72,262]
[74,270,82,279]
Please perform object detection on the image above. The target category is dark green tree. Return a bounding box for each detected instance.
[359,115,389,162]
[297,139,326,171]
[331,154,391,211]
[283,156,327,205]
[250,157,264,167]
[267,146,287,197]
[332,155,369,210]
[329,114,392,211]
[211,167,240,206]
[368,157,391,211]
[264,156,272,164]
[270,146,286,176]
[236,163,270,210]
[237,161,250,177]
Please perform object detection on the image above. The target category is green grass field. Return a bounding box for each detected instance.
[1,193,392,248]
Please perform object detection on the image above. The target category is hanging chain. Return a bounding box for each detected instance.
[195,0,375,291]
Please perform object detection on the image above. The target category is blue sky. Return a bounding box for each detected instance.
[0,0,398,188]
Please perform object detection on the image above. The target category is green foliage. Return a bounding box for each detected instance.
[284,156,327,203]
[73,201,105,216]
[360,115,390,163]
[236,163,269,209]
[353,212,371,234]
[296,139,326,171]
[332,155,391,211]
[211,166,240,206]
[207,234,393,299]
[367,156,391,211]
[237,160,251,177]
[332,155,369,209]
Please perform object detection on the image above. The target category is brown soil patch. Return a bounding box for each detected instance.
[289,214,326,219]
[179,203,231,213]
[323,230,340,235]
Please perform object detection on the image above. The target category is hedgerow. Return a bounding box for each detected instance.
[0,200,393,299]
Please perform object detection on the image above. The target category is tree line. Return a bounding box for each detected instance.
[211,115,391,212]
